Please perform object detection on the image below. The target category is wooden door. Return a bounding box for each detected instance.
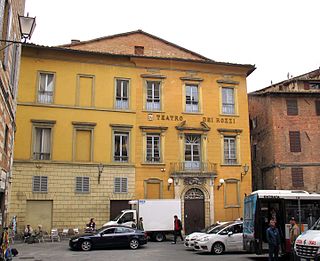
[184,188,205,235]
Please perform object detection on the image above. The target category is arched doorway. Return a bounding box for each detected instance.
[184,188,205,234]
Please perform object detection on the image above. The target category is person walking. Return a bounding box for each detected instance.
[172,215,183,244]
[289,217,300,261]
[86,218,96,232]
[137,217,144,231]
[266,219,281,261]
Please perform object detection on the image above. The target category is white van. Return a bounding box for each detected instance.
[294,218,320,261]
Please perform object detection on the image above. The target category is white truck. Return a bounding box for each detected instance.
[294,217,320,261]
[104,199,181,242]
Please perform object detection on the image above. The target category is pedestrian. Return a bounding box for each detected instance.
[172,215,183,244]
[266,219,281,261]
[131,219,137,229]
[87,218,96,230]
[24,224,33,238]
[289,217,300,260]
[137,217,144,231]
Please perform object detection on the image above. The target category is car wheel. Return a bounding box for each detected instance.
[212,242,224,255]
[81,240,92,251]
[154,233,165,242]
[129,239,140,250]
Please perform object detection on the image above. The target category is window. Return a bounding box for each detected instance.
[3,125,8,154]
[144,178,162,199]
[286,99,298,115]
[310,83,320,90]
[224,179,240,207]
[38,73,54,104]
[10,44,19,96]
[114,177,128,193]
[146,81,160,111]
[146,134,160,162]
[114,132,129,162]
[291,168,304,187]
[115,79,129,109]
[75,176,90,193]
[184,134,201,169]
[34,128,51,160]
[32,176,48,193]
[315,100,320,116]
[77,75,94,107]
[186,84,199,112]
[222,87,235,114]
[289,131,301,152]
[75,130,92,162]
[224,136,237,164]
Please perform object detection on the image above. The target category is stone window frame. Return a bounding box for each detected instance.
[143,178,163,199]
[72,122,96,162]
[114,77,131,110]
[218,128,242,166]
[31,120,56,161]
[36,71,56,104]
[75,74,95,107]
[224,178,240,208]
[182,80,203,114]
[218,80,239,116]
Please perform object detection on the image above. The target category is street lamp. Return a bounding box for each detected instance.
[0,13,36,46]
[18,14,36,42]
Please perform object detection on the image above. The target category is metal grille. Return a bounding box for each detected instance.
[295,244,319,258]
[75,177,90,193]
[114,177,128,193]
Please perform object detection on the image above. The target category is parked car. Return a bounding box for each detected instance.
[69,225,147,251]
[193,221,243,254]
[185,222,227,249]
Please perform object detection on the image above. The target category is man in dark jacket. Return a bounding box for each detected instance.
[266,219,281,261]
[172,215,183,244]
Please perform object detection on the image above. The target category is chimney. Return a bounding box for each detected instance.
[71,39,81,45]
[134,46,144,55]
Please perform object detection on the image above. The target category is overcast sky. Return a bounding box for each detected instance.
[25,0,320,92]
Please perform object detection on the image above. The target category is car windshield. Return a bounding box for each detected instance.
[202,223,220,233]
[311,218,320,230]
[112,212,123,221]
[207,222,234,234]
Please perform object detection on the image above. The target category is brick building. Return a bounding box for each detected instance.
[249,69,320,192]
[0,0,25,226]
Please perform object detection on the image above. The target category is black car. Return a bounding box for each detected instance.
[69,225,147,251]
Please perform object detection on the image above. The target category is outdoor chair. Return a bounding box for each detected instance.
[50,228,60,242]
[73,228,79,235]
[61,228,69,239]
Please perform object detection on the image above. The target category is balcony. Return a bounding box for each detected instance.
[170,161,217,178]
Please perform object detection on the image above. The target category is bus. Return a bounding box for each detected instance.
[243,190,320,255]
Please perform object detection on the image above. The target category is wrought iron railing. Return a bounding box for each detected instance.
[170,161,217,174]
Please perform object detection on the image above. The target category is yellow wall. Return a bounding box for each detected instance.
[11,46,252,230]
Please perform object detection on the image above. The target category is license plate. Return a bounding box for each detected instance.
[300,259,306,261]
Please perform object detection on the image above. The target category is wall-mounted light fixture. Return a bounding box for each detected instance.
[160,168,166,172]
[98,163,104,184]
[241,164,249,180]
[0,13,36,50]
[217,178,225,190]
[167,177,173,190]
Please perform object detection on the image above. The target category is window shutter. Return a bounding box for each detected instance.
[75,176,90,193]
[286,99,298,115]
[114,177,121,193]
[291,168,304,187]
[83,177,89,192]
[114,177,128,193]
[33,176,48,192]
[76,177,82,192]
[289,131,301,152]
[315,100,320,116]
[121,178,128,193]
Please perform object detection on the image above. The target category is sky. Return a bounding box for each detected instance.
[25,0,320,93]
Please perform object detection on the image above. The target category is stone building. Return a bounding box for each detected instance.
[0,0,25,226]
[249,69,320,192]
[10,30,254,233]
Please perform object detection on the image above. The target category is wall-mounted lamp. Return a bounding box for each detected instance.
[160,168,166,172]
[0,13,36,50]
[217,178,225,190]
[167,177,173,190]
[241,164,249,180]
[98,163,104,184]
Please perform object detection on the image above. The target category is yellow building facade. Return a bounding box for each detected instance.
[9,31,254,234]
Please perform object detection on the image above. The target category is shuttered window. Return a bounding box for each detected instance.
[32,176,48,193]
[75,177,90,193]
[315,100,320,116]
[289,131,301,152]
[291,168,304,187]
[286,99,298,115]
[114,177,128,193]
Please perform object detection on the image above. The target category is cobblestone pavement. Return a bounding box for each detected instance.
[10,239,276,261]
